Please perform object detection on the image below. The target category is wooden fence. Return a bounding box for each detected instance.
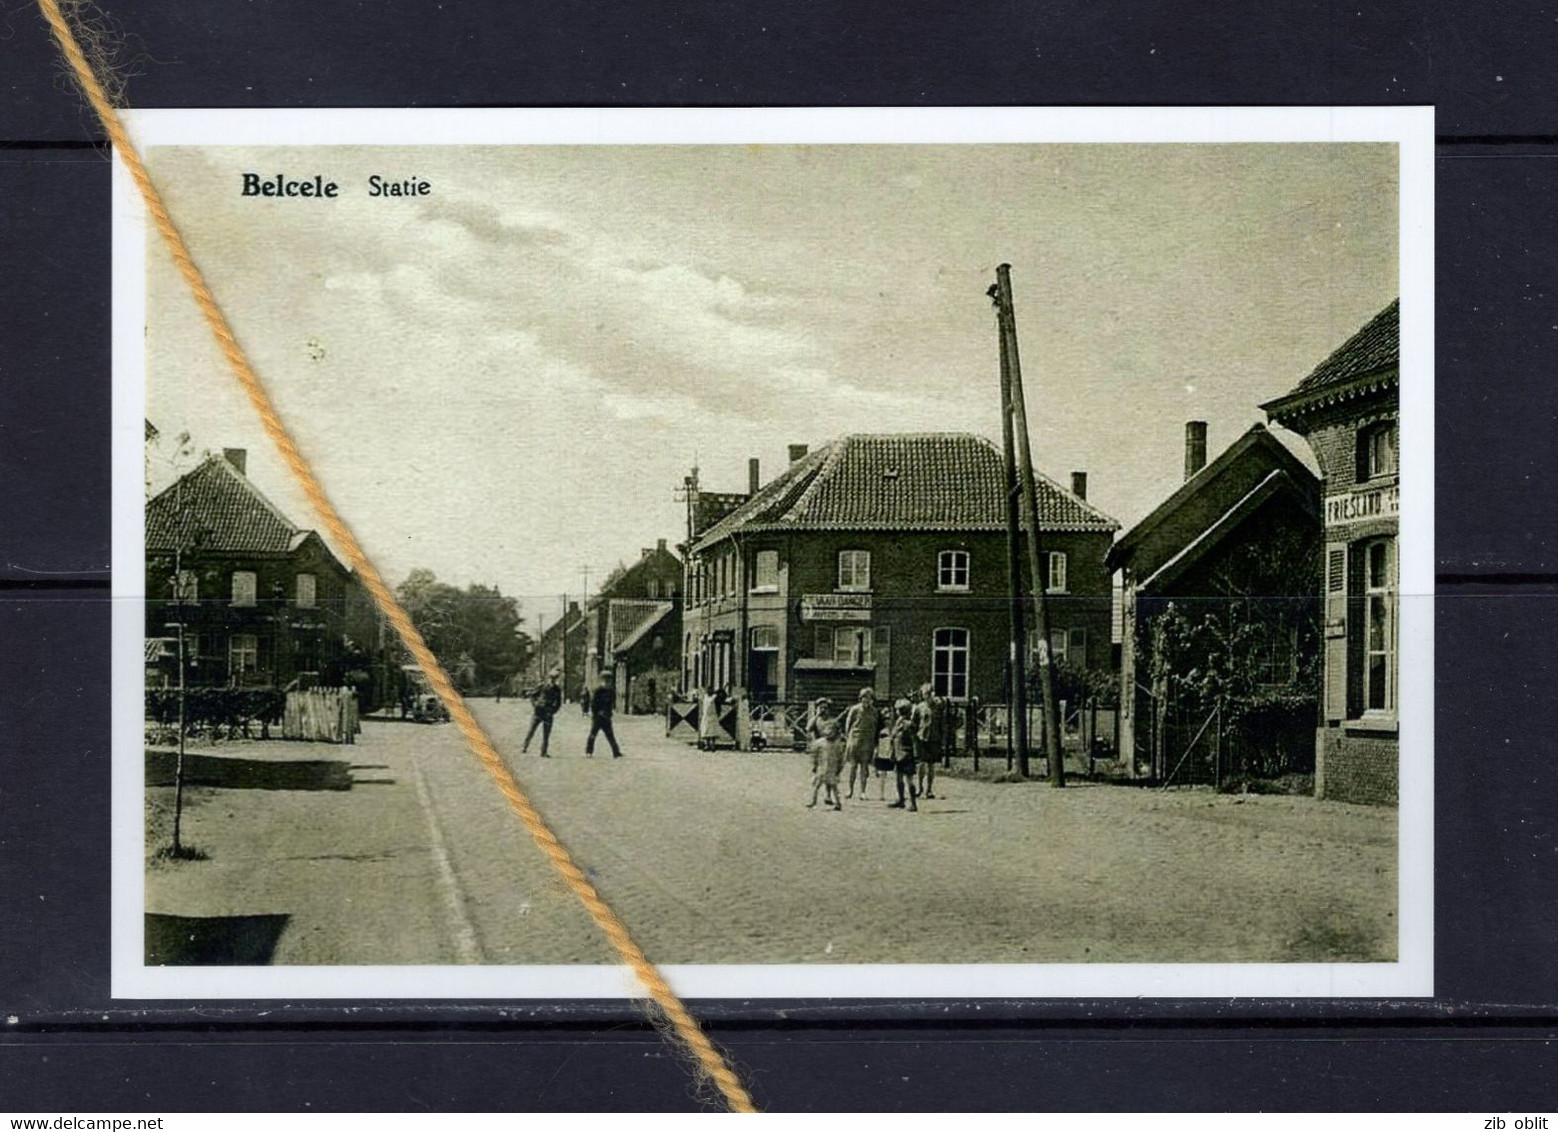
[282,687,360,744]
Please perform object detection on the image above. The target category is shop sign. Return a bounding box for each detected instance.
[800,593,872,622]
[1325,483,1399,527]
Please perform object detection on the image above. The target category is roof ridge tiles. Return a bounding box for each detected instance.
[692,431,1117,550]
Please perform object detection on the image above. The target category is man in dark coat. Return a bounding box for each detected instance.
[585,671,624,758]
[522,670,563,757]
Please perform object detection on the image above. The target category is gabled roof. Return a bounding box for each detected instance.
[1135,470,1313,594]
[693,433,1118,551]
[606,599,675,656]
[146,453,317,557]
[1106,423,1320,575]
[1262,299,1399,422]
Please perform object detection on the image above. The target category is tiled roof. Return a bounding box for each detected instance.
[606,599,674,655]
[694,433,1117,551]
[1264,299,1398,419]
[146,454,302,554]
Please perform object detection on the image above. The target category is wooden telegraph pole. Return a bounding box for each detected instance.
[991,264,1066,786]
[993,304,1031,778]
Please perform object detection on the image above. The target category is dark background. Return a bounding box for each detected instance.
[3,0,1557,1111]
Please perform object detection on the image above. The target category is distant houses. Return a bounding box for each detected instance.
[145,448,370,690]
[582,540,684,714]
[680,433,1119,707]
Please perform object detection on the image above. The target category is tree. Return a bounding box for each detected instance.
[394,570,535,693]
[1137,521,1323,781]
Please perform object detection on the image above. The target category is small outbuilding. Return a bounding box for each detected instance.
[1109,422,1322,784]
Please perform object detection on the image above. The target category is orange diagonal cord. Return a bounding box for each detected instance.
[39,0,757,1112]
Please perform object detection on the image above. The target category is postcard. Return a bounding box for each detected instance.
[112,107,1433,999]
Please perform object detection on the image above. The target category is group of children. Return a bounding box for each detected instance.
[805,685,949,813]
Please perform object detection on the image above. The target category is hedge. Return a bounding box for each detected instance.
[145,688,286,739]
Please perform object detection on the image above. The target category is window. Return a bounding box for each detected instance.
[231,570,257,607]
[1068,627,1087,663]
[815,625,872,666]
[937,550,970,590]
[1031,628,1077,665]
[229,633,259,675]
[172,570,198,604]
[932,628,969,699]
[295,572,316,609]
[1359,421,1399,481]
[1255,626,1297,687]
[1362,538,1396,714]
[751,625,779,651]
[1046,551,1068,594]
[752,550,779,592]
[838,550,871,592]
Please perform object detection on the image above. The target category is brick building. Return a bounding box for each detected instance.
[682,433,1118,707]
[535,599,588,704]
[581,540,683,714]
[1109,421,1322,782]
[145,449,358,689]
[1263,299,1400,804]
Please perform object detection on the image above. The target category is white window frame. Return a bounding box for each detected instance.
[1361,420,1399,481]
[172,570,198,604]
[751,549,780,593]
[229,633,259,675]
[295,572,317,609]
[750,625,779,651]
[1361,537,1397,717]
[937,549,970,592]
[1046,551,1068,594]
[932,627,970,700]
[816,625,872,666]
[838,549,872,592]
[231,570,258,608]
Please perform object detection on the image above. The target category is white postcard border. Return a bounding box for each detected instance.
[111,106,1434,1001]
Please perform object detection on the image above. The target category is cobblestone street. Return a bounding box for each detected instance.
[146,701,1396,966]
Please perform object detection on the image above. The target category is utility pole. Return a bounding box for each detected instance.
[559,592,568,697]
[991,263,1066,786]
[995,318,1031,778]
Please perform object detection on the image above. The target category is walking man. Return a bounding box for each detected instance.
[586,671,624,758]
[522,669,563,757]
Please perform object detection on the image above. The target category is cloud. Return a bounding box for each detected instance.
[418,197,571,250]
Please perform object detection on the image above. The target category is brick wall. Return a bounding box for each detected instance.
[1319,728,1398,805]
[687,526,1115,702]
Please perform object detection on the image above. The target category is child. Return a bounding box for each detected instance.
[806,720,845,811]
[887,698,919,812]
[841,687,880,801]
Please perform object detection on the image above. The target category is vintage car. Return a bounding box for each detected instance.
[400,665,450,723]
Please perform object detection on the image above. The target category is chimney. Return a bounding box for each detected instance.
[748,457,761,495]
[657,538,667,553]
[222,447,247,476]
[1070,471,1088,500]
[1184,421,1207,481]
[788,443,809,463]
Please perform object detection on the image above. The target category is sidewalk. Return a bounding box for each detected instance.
[144,723,465,965]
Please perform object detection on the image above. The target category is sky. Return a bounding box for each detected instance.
[144,142,1396,616]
